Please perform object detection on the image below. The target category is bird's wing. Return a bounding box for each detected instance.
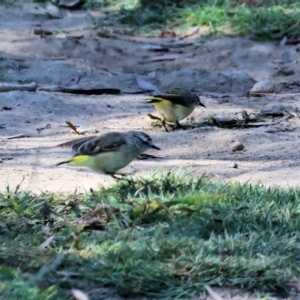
[147,93,187,106]
[57,136,96,150]
[58,133,126,156]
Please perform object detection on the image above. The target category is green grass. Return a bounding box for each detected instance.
[88,0,300,40]
[1,170,300,299]
[1,0,299,39]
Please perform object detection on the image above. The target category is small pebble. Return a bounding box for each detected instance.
[229,161,238,168]
[249,80,275,94]
[230,142,245,152]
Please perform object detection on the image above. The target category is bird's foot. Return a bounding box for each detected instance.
[162,120,169,132]
[170,121,185,131]
[109,172,134,182]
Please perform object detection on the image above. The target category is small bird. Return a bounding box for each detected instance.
[55,131,160,178]
[147,88,205,132]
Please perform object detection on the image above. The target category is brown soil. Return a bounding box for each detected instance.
[1,2,300,196]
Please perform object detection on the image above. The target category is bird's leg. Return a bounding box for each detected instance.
[112,173,135,185]
[109,172,133,181]
[109,173,124,180]
[162,120,169,132]
[173,121,185,131]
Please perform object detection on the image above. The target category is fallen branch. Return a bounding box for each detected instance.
[248,92,300,97]
[203,92,300,99]
[32,28,53,36]
[102,126,145,130]
[6,134,31,140]
[0,82,37,92]
[237,115,292,127]
[210,115,292,129]
[37,86,121,95]
[0,156,13,161]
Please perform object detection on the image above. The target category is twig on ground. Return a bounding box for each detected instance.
[6,134,31,140]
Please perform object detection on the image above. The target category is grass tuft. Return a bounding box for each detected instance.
[89,0,300,40]
[1,171,300,298]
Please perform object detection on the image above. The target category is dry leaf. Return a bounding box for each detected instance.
[179,26,200,39]
[205,286,224,300]
[158,29,176,38]
[59,0,83,9]
[72,289,89,300]
[46,3,63,18]
[135,72,161,93]
[65,74,82,87]
[280,36,287,46]
[39,236,55,249]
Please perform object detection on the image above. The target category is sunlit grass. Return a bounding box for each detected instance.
[1,171,300,298]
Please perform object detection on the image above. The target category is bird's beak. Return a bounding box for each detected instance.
[151,144,161,150]
[197,95,206,108]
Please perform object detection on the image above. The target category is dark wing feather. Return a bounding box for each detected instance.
[57,136,96,150]
[57,132,126,156]
[148,93,188,106]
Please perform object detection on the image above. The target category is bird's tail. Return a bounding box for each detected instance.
[146,97,163,103]
[55,155,91,168]
[55,159,73,167]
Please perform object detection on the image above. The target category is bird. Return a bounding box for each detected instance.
[55,131,160,179]
[146,88,205,132]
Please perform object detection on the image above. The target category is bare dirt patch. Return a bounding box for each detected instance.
[1,3,300,193]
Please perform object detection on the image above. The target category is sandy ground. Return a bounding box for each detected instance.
[1,3,300,194]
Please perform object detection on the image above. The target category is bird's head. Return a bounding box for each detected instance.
[131,131,160,152]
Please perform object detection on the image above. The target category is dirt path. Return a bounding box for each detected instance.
[1,3,300,193]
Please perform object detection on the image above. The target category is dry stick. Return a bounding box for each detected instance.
[65,121,81,135]
[1,157,13,161]
[0,82,37,92]
[203,92,300,98]
[6,134,30,140]
[240,115,292,127]
[102,126,145,130]
[11,103,20,109]
[250,92,300,97]
[179,25,201,39]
